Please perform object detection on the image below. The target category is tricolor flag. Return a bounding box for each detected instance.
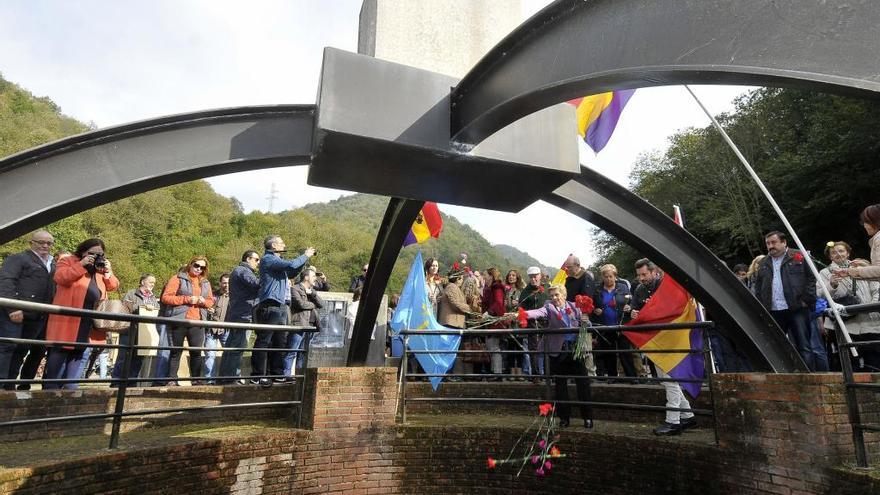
[623,275,704,397]
[403,202,443,246]
[550,255,571,286]
[568,89,635,153]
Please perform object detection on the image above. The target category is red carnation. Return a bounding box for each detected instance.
[538,403,554,416]
[487,457,497,469]
[453,262,460,270]
[465,266,472,274]
[609,298,617,308]
[575,294,594,314]
[517,307,529,328]
[537,286,545,293]
[555,312,563,321]
[565,306,572,315]
[793,252,804,263]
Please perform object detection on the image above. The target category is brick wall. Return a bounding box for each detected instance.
[1,369,878,494]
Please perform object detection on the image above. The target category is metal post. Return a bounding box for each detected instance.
[542,331,552,402]
[295,332,312,428]
[109,329,137,449]
[833,324,869,467]
[684,84,856,358]
[400,335,409,423]
[700,327,721,446]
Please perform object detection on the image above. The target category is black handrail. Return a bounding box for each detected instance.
[396,322,717,443]
[0,298,317,449]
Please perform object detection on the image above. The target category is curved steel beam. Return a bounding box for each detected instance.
[451,0,880,145]
[0,105,315,244]
[348,197,423,366]
[544,166,807,372]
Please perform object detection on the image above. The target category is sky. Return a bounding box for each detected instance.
[0,1,753,267]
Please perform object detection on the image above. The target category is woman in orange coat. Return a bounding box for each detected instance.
[44,239,119,390]
[161,256,215,384]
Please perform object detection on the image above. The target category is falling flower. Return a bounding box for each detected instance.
[538,439,546,449]
[487,457,497,469]
[550,446,561,457]
[531,455,540,465]
[538,403,554,416]
[544,461,552,470]
[535,467,546,477]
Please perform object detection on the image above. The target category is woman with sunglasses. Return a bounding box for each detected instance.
[161,256,215,385]
[44,238,119,390]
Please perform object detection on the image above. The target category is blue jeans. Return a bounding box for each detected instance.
[43,347,86,390]
[152,324,171,385]
[283,332,305,376]
[772,308,817,371]
[808,318,830,372]
[111,332,144,382]
[219,322,251,383]
[204,330,229,381]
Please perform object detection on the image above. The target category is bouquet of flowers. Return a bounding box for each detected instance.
[487,403,567,477]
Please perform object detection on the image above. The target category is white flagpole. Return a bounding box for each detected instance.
[683,85,856,358]
[673,204,715,372]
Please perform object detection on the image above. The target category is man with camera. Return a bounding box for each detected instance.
[0,230,56,389]
[286,267,324,379]
[250,235,315,387]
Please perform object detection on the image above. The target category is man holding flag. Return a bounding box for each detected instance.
[626,259,700,436]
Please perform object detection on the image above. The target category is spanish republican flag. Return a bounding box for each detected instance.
[403,202,443,246]
[568,90,635,153]
[623,275,704,397]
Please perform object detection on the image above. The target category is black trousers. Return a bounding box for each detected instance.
[4,316,48,390]
[548,351,593,421]
[168,326,205,380]
[595,332,637,377]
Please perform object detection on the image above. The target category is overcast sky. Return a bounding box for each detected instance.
[0,1,753,267]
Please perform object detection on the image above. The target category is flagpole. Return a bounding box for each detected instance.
[683,85,856,357]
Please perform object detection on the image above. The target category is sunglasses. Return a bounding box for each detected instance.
[192,264,207,270]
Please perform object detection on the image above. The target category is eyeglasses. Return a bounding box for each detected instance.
[30,240,54,246]
[193,264,206,270]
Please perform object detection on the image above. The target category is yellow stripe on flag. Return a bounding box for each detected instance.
[551,269,567,286]
[639,299,697,373]
[575,92,614,137]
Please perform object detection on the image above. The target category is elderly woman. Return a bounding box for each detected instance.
[161,256,215,385]
[591,264,637,379]
[44,238,119,390]
[824,238,880,371]
[522,284,593,429]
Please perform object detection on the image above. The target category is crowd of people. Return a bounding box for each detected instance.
[0,234,326,390]
[0,203,877,435]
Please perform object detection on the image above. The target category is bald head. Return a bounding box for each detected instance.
[28,230,54,259]
[563,255,581,276]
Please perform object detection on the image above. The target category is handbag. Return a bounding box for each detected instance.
[461,337,490,364]
[93,299,133,332]
[832,280,861,321]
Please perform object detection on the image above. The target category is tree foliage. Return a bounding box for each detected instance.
[596,87,880,274]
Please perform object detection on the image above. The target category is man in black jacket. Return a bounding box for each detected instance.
[753,231,822,371]
[0,230,56,389]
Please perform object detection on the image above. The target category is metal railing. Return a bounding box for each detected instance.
[826,300,880,468]
[398,321,717,443]
[0,297,316,449]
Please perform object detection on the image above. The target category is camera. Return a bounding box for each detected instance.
[93,253,107,269]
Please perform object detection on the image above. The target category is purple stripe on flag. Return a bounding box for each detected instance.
[667,328,705,398]
[584,89,635,153]
[402,230,417,246]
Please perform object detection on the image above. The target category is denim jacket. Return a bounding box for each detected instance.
[258,251,309,305]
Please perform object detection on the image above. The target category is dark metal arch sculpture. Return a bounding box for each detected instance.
[450,0,880,145]
[0,105,315,244]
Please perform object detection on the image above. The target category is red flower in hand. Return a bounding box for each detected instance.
[487,457,497,469]
[453,262,460,270]
[539,403,554,416]
[517,307,528,328]
[793,252,804,263]
[575,295,594,314]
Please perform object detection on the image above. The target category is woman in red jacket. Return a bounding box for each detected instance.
[44,239,119,390]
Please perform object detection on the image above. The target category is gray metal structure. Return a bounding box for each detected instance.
[2,0,877,370]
